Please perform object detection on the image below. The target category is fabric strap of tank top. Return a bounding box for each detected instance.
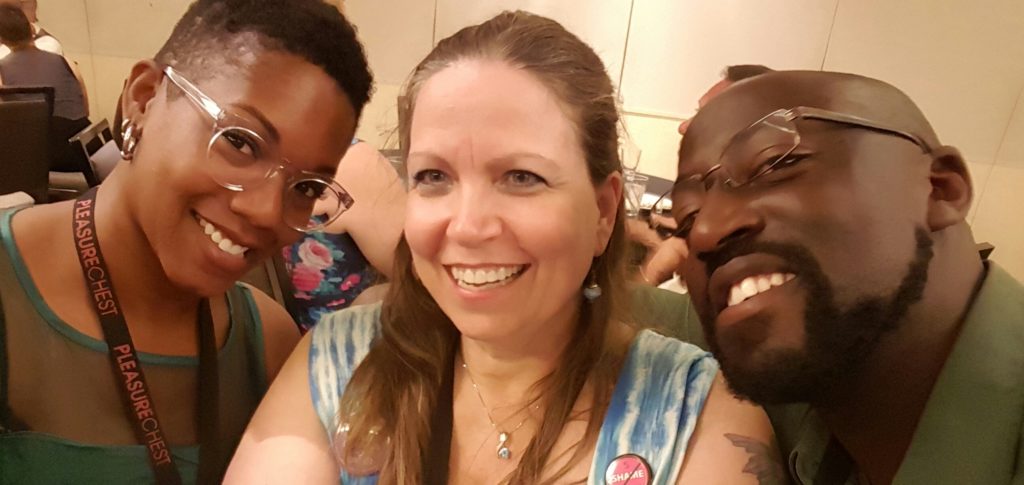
[71,188,221,485]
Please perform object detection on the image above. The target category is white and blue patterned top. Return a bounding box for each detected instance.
[308,303,719,484]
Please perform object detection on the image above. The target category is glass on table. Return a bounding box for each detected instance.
[623,172,648,218]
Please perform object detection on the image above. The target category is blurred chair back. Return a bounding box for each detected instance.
[0,86,55,203]
[69,119,119,186]
[977,242,995,260]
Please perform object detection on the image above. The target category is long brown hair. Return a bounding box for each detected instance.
[336,11,629,484]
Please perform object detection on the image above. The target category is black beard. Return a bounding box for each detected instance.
[698,227,934,405]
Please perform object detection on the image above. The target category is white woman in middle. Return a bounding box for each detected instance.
[227,11,779,485]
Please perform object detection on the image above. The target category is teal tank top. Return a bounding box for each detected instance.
[0,208,270,484]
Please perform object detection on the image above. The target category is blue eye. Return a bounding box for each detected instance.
[410,169,452,195]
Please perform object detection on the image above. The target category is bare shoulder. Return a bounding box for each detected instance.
[9,201,72,250]
[224,332,339,484]
[238,282,301,383]
[676,373,788,485]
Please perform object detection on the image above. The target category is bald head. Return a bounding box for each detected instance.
[679,70,941,167]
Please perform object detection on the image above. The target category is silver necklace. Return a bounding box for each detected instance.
[461,360,537,460]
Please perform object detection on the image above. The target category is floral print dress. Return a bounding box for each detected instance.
[281,230,376,333]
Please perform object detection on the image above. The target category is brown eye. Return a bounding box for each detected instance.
[293,180,327,200]
[673,211,697,240]
[221,130,259,157]
[755,153,809,180]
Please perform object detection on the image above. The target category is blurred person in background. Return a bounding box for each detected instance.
[0,4,90,171]
[280,138,406,332]
[0,0,60,57]
[0,0,90,116]
[633,64,773,290]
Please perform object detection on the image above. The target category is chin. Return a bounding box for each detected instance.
[716,339,831,405]
[448,313,522,342]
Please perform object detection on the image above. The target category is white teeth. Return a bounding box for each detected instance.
[451,265,525,288]
[726,272,796,308]
[196,215,250,257]
[728,286,744,307]
[740,278,758,298]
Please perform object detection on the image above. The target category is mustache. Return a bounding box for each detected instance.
[697,238,824,280]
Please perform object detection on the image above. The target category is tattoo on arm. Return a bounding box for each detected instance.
[725,433,790,485]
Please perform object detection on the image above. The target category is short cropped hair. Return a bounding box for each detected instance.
[722,64,774,83]
[0,4,31,45]
[155,0,373,118]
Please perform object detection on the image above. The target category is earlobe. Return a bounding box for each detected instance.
[593,171,624,257]
[926,146,973,231]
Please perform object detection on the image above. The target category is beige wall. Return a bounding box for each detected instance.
[41,0,1024,280]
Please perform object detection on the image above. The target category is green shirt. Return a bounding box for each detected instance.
[779,263,1024,484]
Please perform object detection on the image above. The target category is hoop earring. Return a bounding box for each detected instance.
[120,119,140,160]
[582,267,602,301]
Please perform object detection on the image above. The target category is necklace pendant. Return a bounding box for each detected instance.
[497,431,511,460]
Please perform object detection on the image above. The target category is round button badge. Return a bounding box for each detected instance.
[604,453,653,485]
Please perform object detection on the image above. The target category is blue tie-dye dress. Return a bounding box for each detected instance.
[308,303,719,484]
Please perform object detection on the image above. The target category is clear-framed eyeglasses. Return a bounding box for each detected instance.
[162,66,354,233]
[670,106,934,240]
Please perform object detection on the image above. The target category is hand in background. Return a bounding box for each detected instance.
[626,218,664,250]
[641,237,689,285]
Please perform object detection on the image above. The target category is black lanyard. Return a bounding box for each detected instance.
[72,189,220,484]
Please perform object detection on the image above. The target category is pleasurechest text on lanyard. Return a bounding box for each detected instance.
[72,188,220,484]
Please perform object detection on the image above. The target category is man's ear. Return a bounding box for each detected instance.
[594,171,623,257]
[120,60,165,130]
[926,145,972,231]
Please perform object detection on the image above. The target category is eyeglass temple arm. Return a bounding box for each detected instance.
[162,67,223,122]
[794,108,933,154]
